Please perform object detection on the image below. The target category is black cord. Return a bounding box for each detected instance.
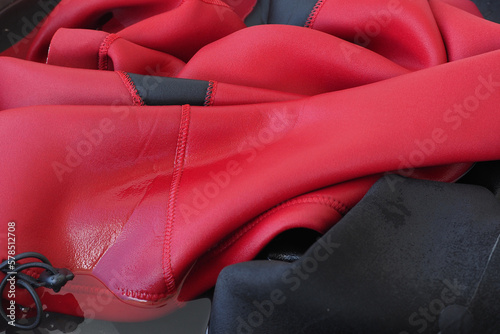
[0,252,74,330]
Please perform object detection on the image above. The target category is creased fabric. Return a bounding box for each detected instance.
[0,0,500,321]
[210,176,500,334]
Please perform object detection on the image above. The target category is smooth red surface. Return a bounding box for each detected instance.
[0,57,137,109]
[1,0,499,321]
[47,28,187,76]
[178,24,410,95]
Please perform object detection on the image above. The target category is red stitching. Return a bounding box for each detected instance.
[305,0,326,28]
[208,195,350,258]
[210,81,218,106]
[24,267,165,301]
[200,0,231,8]
[98,33,120,70]
[204,80,218,106]
[117,287,171,301]
[116,71,144,106]
[163,104,191,295]
[60,284,110,296]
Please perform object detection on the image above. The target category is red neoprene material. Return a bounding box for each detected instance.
[0,57,137,109]
[1,0,499,322]
[0,57,308,109]
[24,0,247,62]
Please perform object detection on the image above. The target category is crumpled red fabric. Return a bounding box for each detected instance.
[1,0,499,321]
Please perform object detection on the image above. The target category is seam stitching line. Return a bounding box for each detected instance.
[208,195,350,258]
[117,71,145,106]
[204,80,218,106]
[305,0,326,28]
[98,33,120,70]
[163,104,192,295]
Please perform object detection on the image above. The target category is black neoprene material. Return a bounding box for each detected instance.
[244,0,318,27]
[458,160,500,201]
[209,176,500,334]
[0,0,61,53]
[255,228,322,262]
[127,73,210,106]
[471,0,500,23]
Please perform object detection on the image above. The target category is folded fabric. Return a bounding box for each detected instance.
[458,160,500,201]
[1,0,500,325]
[1,47,499,321]
[210,175,500,334]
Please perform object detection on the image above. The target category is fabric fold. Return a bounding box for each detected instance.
[210,175,500,333]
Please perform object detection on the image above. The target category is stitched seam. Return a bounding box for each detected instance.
[204,80,218,106]
[98,33,120,70]
[208,195,350,258]
[117,287,170,300]
[305,0,326,28]
[163,104,191,295]
[17,271,119,296]
[116,71,145,106]
[19,269,163,301]
[203,81,213,106]
[210,81,218,106]
[56,284,111,295]
[200,0,231,8]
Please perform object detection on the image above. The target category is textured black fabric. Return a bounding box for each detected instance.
[0,0,61,53]
[244,0,318,27]
[458,160,500,202]
[209,176,500,334]
[127,73,209,106]
[255,228,322,262]
[472,0,500,23]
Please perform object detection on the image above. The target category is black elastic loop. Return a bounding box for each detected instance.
[0,252,73,330]
[0,275,42,330]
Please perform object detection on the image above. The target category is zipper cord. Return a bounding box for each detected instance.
[0,252,74,330]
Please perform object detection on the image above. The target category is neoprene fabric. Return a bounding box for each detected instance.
[1,0,500,324]
[210,176,500,334]
[459,161,500,201]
